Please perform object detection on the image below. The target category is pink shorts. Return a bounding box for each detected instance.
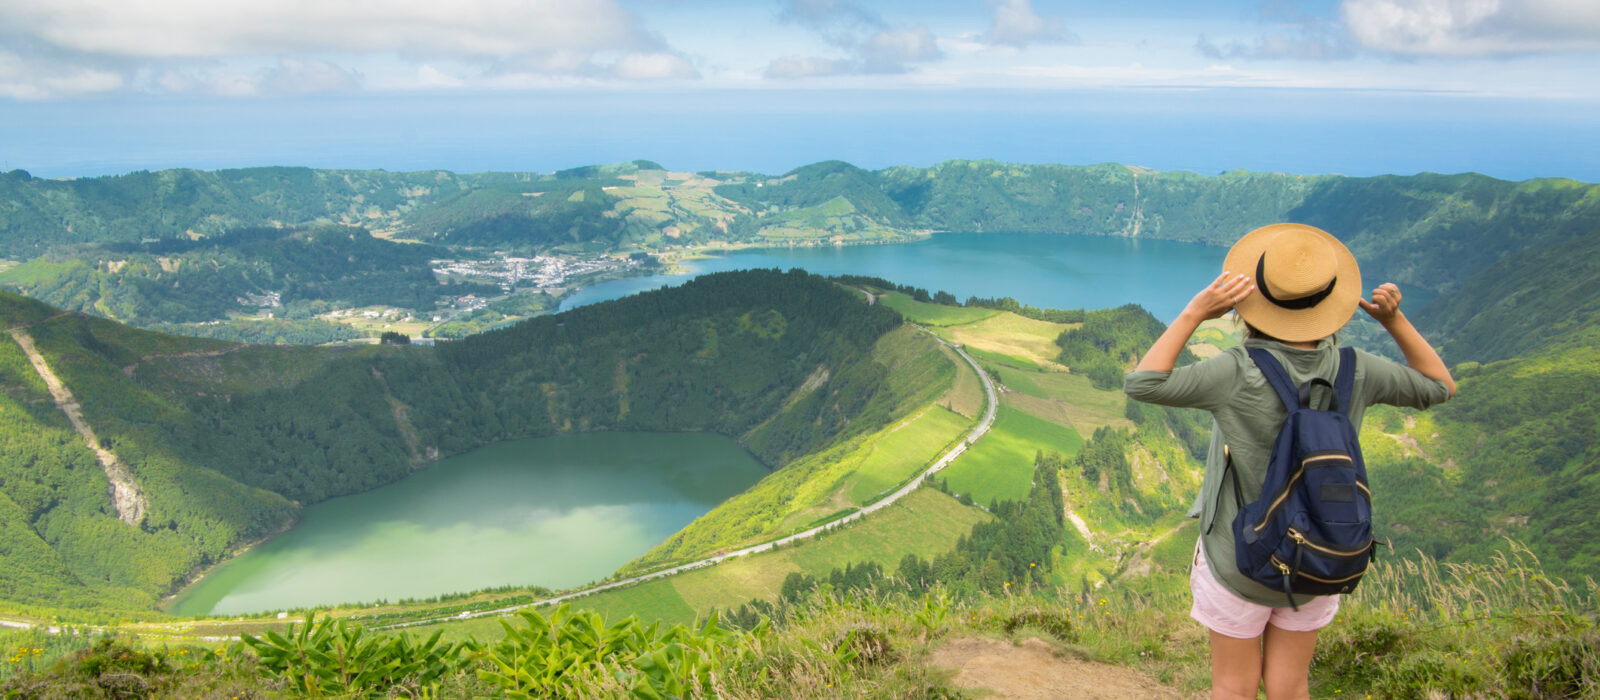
[1190,539,1340,639]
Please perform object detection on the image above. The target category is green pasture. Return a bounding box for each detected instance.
[940,403,1085,506]
[878,293,1000,326]
[992,366,1132,434]
[0,259,83,287]
[964,345,1044,371]
[843,406,971,503]
[946,312,1073,368]
[938,344,986,418]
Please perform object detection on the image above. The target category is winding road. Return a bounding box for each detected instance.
[379,327,997,631]
[0,325,999,639]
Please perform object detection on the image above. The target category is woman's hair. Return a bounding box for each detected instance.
[1242,317,1336,345]
[1242,321,1278,342]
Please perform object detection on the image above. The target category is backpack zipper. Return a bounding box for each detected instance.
[1270,554,1368,585]
[1251,453,1357,533]
[1287,528,1374,558]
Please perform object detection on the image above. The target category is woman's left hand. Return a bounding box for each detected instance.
[1183,273,1255,321]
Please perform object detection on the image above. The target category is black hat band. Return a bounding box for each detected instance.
[1256,254,1336,310]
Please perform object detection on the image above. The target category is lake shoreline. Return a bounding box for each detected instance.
[164,432,770,618]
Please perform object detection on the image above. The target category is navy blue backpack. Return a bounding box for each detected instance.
[1229,346,1377,608]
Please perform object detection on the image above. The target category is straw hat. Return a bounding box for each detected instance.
[1223,223,1362,342]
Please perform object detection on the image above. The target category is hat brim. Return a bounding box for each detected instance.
[1222,223,1362,343]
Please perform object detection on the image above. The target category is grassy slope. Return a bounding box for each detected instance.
[878,293,999,326]
[0,300,297,614]
[419,487,989,637]
[940,402,1085,505]
[0,271,915,616]
[623,324,960,572]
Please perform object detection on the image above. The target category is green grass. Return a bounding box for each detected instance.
[964,345,1044,371]
[844,407,972,503]
[419,488,993,640]
[992,366,1133,434]
[947,312,1073,367]
[568,578,696,627]
[625,326,957,571]
[940,404,1085,506]
[878,293,1000,326]
[781,488,987,573]
[993,366,1049,398]
[0,259,83,287]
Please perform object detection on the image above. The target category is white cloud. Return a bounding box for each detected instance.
[1197,33,1354,60]
[0,0,645,59]
[146,58,361,97]
[416,65,465,89]
[610,52,700,80]
[0,0,696,97]
[1343,0,1600,56]
[764,55,854,78]
[860,26,942,69]
[768,0,945,77]
[985,0,1075,48]
[0,49,123,99]
[259,59,363,95]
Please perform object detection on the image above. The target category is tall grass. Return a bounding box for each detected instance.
[1317,541,1600,699]
[3,542,1592,698]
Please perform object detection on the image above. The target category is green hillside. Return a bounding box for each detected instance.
[3,271,1596,697]
[0,270,938,613]
[4,162,1597,344]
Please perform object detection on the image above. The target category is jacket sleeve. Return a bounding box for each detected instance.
[1123,352,1240,411]
[1356,348,1452,410]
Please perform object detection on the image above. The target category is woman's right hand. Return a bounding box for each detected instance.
[1182,272,1255,322]
[1358,282,1403,325]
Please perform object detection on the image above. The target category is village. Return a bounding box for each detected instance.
[313,253,645,342]
[429,253,628,292]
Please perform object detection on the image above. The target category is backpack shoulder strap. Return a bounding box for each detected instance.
[1334,346,1357,417]
[1246,347,1299,413]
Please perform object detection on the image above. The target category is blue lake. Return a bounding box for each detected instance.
[561,232,1224,325]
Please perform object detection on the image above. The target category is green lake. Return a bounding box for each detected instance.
[173,233,1228,617]
[168,433,767,617]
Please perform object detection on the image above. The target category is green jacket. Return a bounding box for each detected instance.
[1124,338,1451,606]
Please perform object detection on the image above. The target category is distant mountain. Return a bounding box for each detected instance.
[4,162,1597,336]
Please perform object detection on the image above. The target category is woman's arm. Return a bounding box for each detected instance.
[1359,283,1456,396]
[1135,273,1255,373]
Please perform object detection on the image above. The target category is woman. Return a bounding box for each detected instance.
[1123,223,1455,700]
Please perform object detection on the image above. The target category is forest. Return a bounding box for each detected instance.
[0,269,917,611]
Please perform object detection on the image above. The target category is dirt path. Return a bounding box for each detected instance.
[10,328,147,526]
[930,637,1189,699]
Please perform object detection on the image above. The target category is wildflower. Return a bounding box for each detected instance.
[1098,598,1106,605]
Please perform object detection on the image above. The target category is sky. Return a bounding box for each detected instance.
[2,0,1598,181]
